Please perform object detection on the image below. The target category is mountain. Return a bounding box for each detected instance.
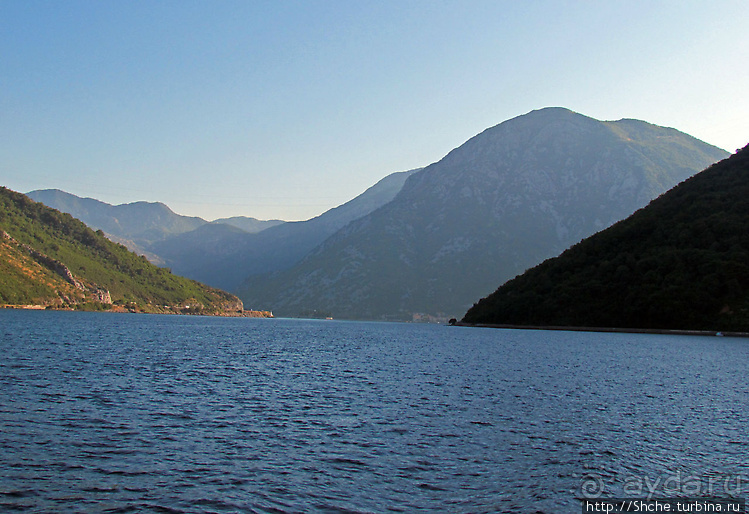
[149,168,417,291]
[210,216,285,233]
[462,144,749,332]
[26,189,207,244]
[237,108,729,320]
[0,187,243,314]
[26,189,287,267]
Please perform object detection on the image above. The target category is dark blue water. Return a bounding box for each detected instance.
[1,310,748,513]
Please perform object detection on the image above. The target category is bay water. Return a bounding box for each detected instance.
[1,310,748,512]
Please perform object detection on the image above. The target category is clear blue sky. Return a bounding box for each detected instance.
[2,0,747,221]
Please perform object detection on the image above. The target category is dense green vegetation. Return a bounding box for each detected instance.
[0,187,242,313]
[462,144,749,332]
[0,242,73,305]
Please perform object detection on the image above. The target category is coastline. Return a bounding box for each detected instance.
[454,321,749,338]
[0,304,273,318]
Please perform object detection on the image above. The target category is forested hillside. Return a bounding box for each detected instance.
[462,145,749,332]
[0,187,243,314]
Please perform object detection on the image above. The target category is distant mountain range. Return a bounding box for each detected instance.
[23,107,729,321]
[26,189,284,242]
[462,143,749,332]
[149,169,417,290]
[238,108,728,320]
[0,187,244,314]
[210,216,285,233]
[28,169,416,292]
[26,189,206,242]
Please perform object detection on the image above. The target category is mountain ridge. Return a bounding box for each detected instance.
[0,187,246,315]
[238,107,728,320]
[149,168,418,290]
[26,189,208,243]
[26,189,285,249]
[27,169,417,292]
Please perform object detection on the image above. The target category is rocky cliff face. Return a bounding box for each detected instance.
[1,229,112,305]
[238,108,728,320]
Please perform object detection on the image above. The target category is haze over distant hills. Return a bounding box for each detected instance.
[26,189,205,241]
[238,108,728,320]
[149,169,417,290]
[462,144,749,332]
[26,189,284,243]
[28,169,417,292]
[26,189,286,265]
[210,216,285,233]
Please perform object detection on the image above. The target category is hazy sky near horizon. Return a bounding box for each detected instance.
[2,1,748,221]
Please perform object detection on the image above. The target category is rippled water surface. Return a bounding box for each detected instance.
[2,310,749,512]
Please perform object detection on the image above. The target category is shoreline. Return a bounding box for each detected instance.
[454,321,749,338]
[0,304,273,318]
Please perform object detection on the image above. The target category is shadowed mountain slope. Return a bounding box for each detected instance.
[150,169,417,291]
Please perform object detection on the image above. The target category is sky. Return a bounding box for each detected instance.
[2,1,748,222]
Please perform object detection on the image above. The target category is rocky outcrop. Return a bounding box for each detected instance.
[33,247,84,290]
[90,288,113,304]
[2,229,112,304]
[18,242,85,291]
[222,298,245,313]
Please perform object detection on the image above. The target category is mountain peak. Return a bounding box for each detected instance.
[239,110,729,320]
[26,190,207,245]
